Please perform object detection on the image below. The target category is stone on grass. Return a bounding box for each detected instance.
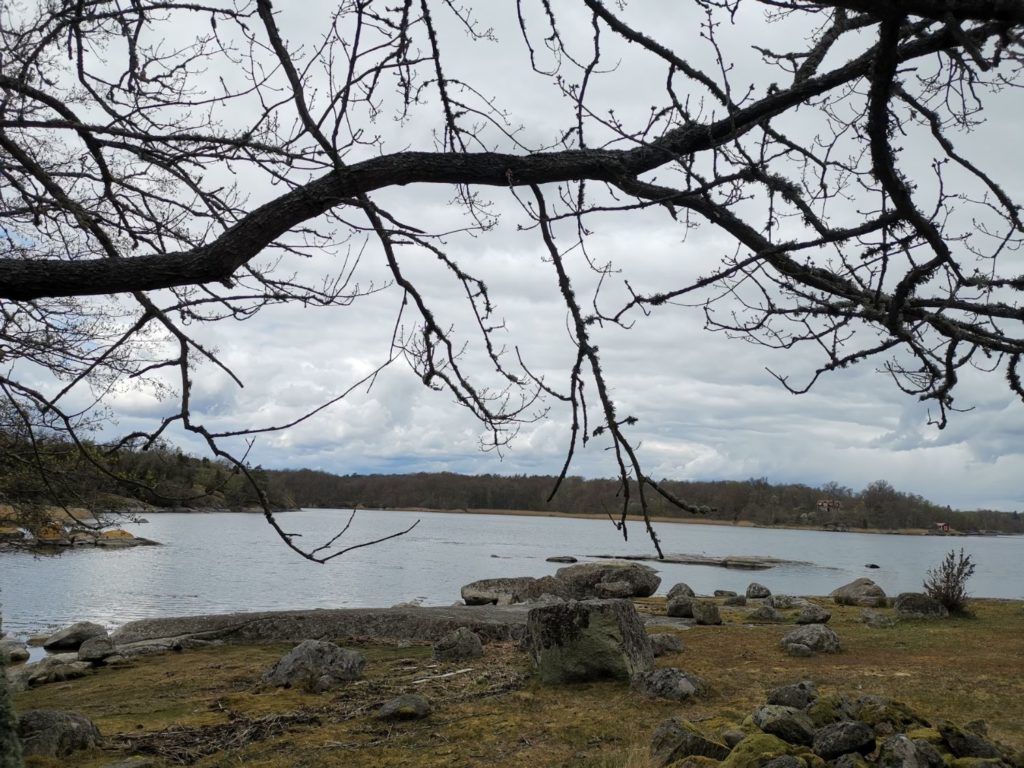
[377,693,432,720]
[767,681,818,710]
[796,604,832,625]
[650,719,731,768]
[714,590,737,598]
[667,596,696,618]
[555,561,661,599]
[692,601,722,625]
[649,633,684,657]
[751,705,815,745]
[262,639,365,693]
[747,582,772,599]
[780,624,840,656]
[631,667,706,702]
[18,709,101,758]
[769,595,804,610]
[746,606,782,623]
[667,583,696,601]
[525,599,653,684]
[432,627,483,661]
[831,578,887,608]
[42,621,107,651]
[724,595,748,607]
[813,720,877,759]
[862,609,897,629]
[894,593,949,619]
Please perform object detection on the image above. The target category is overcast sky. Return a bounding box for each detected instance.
[82,1,1024,513]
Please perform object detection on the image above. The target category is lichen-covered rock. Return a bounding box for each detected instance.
[668,596,696,618]
[876,734,944,768]
[747,583,772,599]
[747,606,783,623]
[768,681,818,710]
[796,605,832,625]
[43,621,107,651]
[715,590,738,598]
[692,601,723,625]
[812,720,876,759]
[525,599,653,684]
[631,667,706,702]
[460,576,569,606]
[937,722,1003,759]
[862,609,898,629]
[752,705,816,745]
[555,561,661,599]
[432,626,483,661]
[725,595,749,607]
[831,579,887,608]
[78,635,116,663]
[649,632,684,657]
[0,637,28,664]
[18,709,100,758]
[780,625,839,656]
[722,733,794,768]
[377,693,431,720]
[854,697,927,734]
[650,719,731,768]
[667,583,696,601]
[262,639,365,693]
[769,595,805,610]
[594,580,635,599]
[894,593,949,620]
[806,693,855,728]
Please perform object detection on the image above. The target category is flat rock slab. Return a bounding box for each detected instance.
[587,553,812,570]
[112,605,534,646]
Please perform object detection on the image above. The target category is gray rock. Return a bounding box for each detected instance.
[747,582,772,599]
[649,633,684,657]
[714,590,737,598]
[692,601,722,625]
[631,667,706,702]
[432,626,483,661]
[752,704,816,745]
[262,639,365,693]
[43,621,107,651]
[20,654,93,687]
[555,561,661,599]
[831,579,887,608]
[746,605,783,623]
[667,596,695,618]
[650,718,730,767]
[525,599,653,684]
[894,593,949,619]
[666,583,695,601]
[119,638,184,658]
[377,693,432,720]
[18,709,101,758]
[0,638,28,664]
[780,624,840,656]
[833,754,871,768]
[937,721,1002,759]
[460,576,568,606]
[595,580,635,599]
[722,729,747,748]
[861,609,898,629]
[763,757,806,768]
[796,604,832,625]
[545,556,577,563]
[876,734,942,768]
[767,681,818,710]
[812,720,876,760]
[769,595,804,609]
[78,635,116,663]
[724,595,748,607]
[911,738,947,768]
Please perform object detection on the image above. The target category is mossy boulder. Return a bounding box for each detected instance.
[650,718,730,767]
[722,733,795,768]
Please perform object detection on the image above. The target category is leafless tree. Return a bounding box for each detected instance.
[1,0,1022,559]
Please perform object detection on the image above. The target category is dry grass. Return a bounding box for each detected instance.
[13,599,1024,767]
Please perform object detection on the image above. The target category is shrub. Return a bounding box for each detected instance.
[923,548,976,614]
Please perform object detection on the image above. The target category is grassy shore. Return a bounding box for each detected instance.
[13,598,1024,767]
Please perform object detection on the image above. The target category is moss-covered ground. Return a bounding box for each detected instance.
[13,598,1024,767]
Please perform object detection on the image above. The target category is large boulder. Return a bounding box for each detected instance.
[432,627,483,661]
[43,621,107,651]
[876,734,945,768]
[18,710,101,758]
[78,635,116,663]
[649,633,684,657]
[746,605,782,623]
[747,582,772,599]
[937,722,1002,759]
[831,579,887,608]
[894,593,949,619]
[767,681,818,710]
[812,721,877,760]
[692,600,722,625]
[554,561,661,599]
[752,705,815,745]
[262,639,365,693]
[631,668,706,702]
[667,595,695,618]
[667,583,696,601]
[0,637,28,664]
[650,719,731,768]
[525,599,653,684]
[796,604,832,625]
[460,576,568,606]
[780,624,840,656]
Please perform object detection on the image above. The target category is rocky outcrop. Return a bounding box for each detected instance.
[460,576,568,606]
[7,654,92,691]
[262,639,365,693]
[432,627,483,661]
[525,599,653,684]
[43,621,107,651]
[780,624,840,656]
[894,593,949,619]
[554,561,661,599]
[18,710,101,759]
[831,578,888,607]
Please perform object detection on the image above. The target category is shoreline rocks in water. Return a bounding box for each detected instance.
[587,552,813,569]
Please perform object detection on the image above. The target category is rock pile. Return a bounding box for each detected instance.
[461,560,660,606]
[649,681,1020,768]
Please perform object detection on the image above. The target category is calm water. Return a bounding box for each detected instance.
[1,509,1021,637]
